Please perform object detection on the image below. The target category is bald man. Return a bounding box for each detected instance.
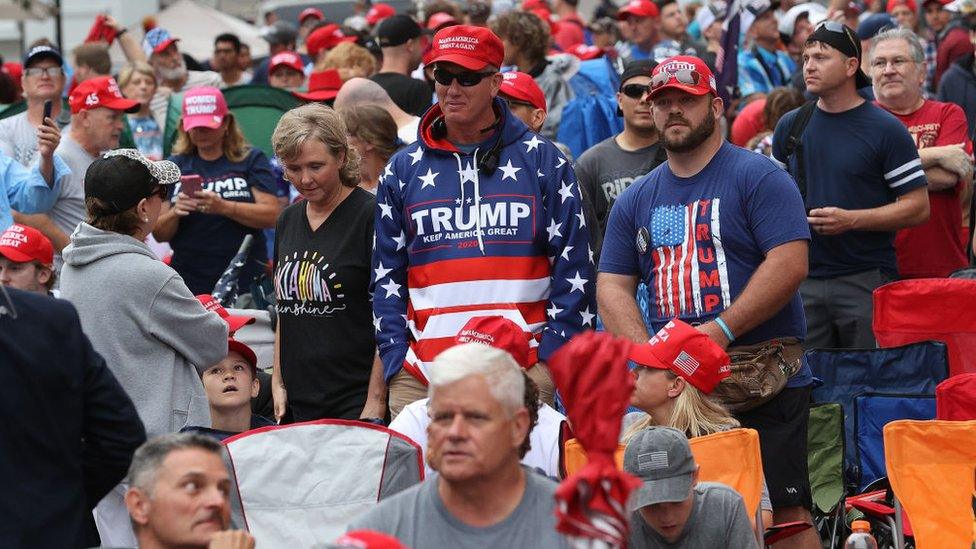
[334,77,419,144]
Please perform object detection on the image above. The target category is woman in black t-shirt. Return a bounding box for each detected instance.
[270,103,385,422]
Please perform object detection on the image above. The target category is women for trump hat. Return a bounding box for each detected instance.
[628,319,731,394]
[427,25,504,71]
[182,87,228,131]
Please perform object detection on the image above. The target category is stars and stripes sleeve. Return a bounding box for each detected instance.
[539,146,597,362]
[371,158,410,383]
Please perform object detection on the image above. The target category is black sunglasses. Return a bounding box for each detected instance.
[150,185,171,200]
[650,69,702,91]
[432,67,495,87]
[621,83,651,99]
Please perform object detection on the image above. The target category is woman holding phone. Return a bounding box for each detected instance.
[270,103,385,423]
[154,87,281,296]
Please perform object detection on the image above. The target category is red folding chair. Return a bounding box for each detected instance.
[936,372,976,420]
[873,279,976,377]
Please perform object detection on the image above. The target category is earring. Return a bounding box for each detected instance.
[143,218,149,223]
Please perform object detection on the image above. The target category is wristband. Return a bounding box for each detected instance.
[714,317,735,342]
[117,27,128,36]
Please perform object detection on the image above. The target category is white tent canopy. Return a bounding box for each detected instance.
[154,0,268,63]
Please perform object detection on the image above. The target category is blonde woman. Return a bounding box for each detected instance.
[270,103,385,423]
[118,61,164,160]
[153,87,281,295]
[622,320,774,528]
[340,104,401,194]
[318,42,378,80]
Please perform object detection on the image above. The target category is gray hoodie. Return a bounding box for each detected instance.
[60,222,228,438]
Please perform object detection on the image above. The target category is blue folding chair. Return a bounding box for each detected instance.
[806,341,948,488]
[851,393,936,491]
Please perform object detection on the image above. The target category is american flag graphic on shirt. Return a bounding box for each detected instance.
[648,199,731,319]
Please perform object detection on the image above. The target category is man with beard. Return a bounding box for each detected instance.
[598,56,819,548]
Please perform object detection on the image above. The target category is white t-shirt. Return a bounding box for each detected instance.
[397,117,420,145]
[0,111,71,168]
[390,397,566,478]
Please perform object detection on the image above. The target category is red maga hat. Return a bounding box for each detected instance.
[306,24,357,57]
[0,223,54,265]
[454,315,533,369]
[617,0,660,19]
[499,71,547,112]
[196,294,256,334]
[299,7,324,23]
[227,338,258,371]
[648,55,717,99]
[427,25,504,71]
[366,3,396,26]
[69,76,140,114]
[629,319,731,394]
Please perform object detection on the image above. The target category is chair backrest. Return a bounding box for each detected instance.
[223,420,423,545]
[807,342,948,476]
[873,279,976,376]
[565,429,764,526]
[688,429,765,525]
[853,394,936,491]
[884,420,976,549]
[807,403,845,515]
[936,373,976,420]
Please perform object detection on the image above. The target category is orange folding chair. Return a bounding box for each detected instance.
[883,419,976,549]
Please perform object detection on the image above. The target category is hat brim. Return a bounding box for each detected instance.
[0,246,37,263]
[101,97,142,114]
[631,473,694,509]
[648,81,711,99]
[629,344,671,370]
[617,7,657,19]
[429,54,492,71]
[153,38,180,55]
[227,338,258,370]
[25,51,63,68]
[183,114,224,131]
[293,89,340,101]
[225,314,256,335]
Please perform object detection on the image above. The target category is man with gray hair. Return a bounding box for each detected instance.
[124,433,255,549]
[333,77,419,144]
[870,27,974,277]
[348,343,570,547]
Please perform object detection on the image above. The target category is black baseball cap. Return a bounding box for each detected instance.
[620,59,658,87]
[807,20,871,88]
[376,14,422,47]
[23,45,63,68]
[85,149,181,214]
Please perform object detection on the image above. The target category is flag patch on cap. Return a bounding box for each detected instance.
[673,351,700,376]
[638,451,669,471]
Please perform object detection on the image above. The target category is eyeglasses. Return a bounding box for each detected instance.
[869,57,915,70]
[432,67,495,87]
[621,83,651,99]
[816,20,859,53]
[650,69,702,91]
[24,67,63,78]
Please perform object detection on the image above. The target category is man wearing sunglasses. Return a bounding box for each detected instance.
[598,55,818,548]
[576,59,664,264]
[772,22,929,353]
[372,25,594,419]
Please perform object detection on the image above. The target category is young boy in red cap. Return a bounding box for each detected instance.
[0,223,56,294]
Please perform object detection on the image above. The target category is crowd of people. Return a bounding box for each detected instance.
[1,0,973,546]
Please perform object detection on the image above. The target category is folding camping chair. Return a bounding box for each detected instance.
[807,403,846,549]
[936,373,976,420]
[806,342,948,486]
[873,278,976,376]
[223,420,423,545]
[883,420,976,549]
[851,394,936,492]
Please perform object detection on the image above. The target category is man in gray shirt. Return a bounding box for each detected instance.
[575,59,665,260]
[625,427,757,548]
[348,343,569,548]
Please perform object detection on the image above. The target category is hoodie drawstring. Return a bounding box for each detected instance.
[453,150,486,255]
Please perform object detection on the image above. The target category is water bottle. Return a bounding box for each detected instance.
[844,520,878,549]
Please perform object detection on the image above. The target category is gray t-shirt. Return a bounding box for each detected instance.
[0,110,72,168]
[574,135,664,259]
[348,469,571,549]
[629,482,758,549]
[51,135,94,239]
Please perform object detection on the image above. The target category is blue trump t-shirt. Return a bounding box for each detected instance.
[600,142,812,385]
[168,149,277,295]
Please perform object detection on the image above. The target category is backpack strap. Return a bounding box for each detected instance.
[783,101,817,204]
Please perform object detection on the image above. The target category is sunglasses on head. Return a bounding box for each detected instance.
[432,67,495,87]
[621,83,651,99]
[650,69,702,91]
[816,20,859,52]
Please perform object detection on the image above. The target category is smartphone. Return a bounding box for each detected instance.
[179,174,203,197]
[42,100,53,125]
